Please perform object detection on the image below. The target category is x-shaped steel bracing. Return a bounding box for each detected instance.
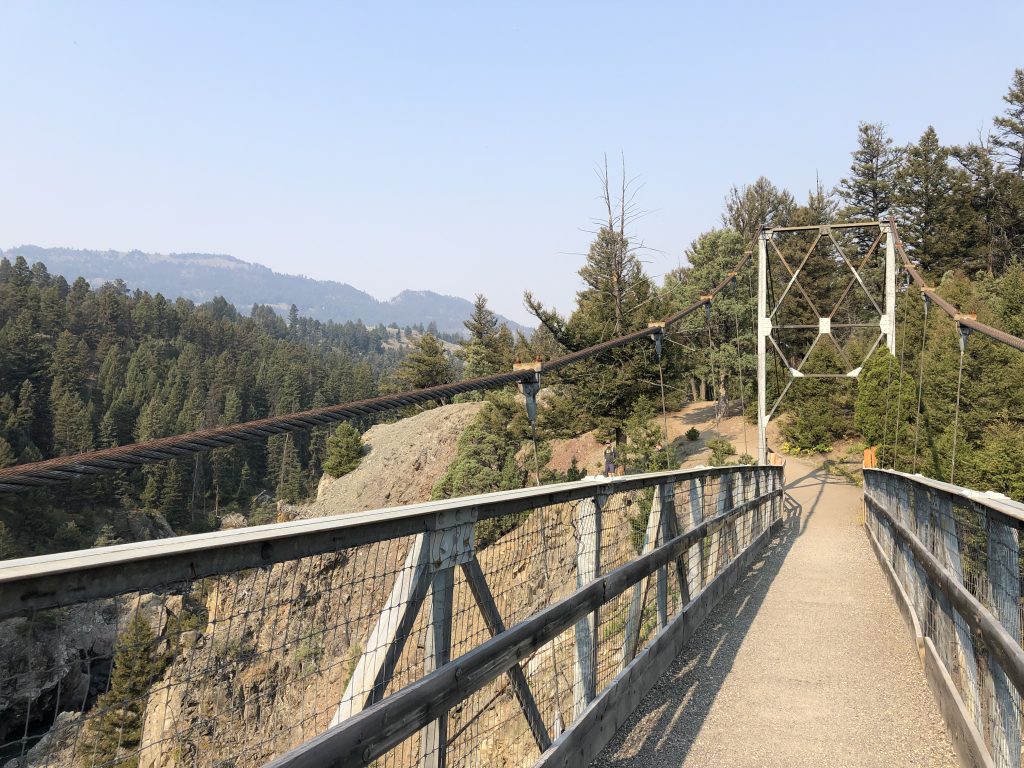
[756,222,897,463]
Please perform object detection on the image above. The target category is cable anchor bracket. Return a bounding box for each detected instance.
[513,361,542,427]
[955,313,976,353]
[647,321,665,361]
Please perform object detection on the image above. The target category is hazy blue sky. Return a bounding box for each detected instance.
[2,2,1021,324]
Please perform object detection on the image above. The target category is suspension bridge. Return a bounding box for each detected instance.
[0,221,1022,768]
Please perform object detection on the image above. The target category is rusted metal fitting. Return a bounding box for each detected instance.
[512,360,542,372]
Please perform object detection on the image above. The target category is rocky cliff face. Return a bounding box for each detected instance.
[0,509,174,759]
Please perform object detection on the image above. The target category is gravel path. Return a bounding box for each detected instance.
[592,457,958,768]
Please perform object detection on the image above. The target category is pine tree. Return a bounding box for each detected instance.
[394,334,454,391]
[837,122,903,221]
[722,177,796,241]
[897,127,974,275]
[525,164,660,441]
[457,295,513,379]
[80,614,164,768]
[621,397,668,473]
[0,437,15,468]
[51,390,94,456]
[323,423,363,477]
[854,349,916,465]
[665,228,752,405]
[993,68,1024,175]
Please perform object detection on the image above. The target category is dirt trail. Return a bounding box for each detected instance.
[593,452,958,767]
[547,400,776,476]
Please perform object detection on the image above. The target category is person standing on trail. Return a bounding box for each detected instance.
[603,442,616,476]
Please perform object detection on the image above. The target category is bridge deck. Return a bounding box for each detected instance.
[593,457,958,767]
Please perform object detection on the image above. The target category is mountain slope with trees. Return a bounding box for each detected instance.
[0,245,530,335]
[0,259,430,557]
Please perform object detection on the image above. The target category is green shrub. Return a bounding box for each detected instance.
[685,427,700,441]
[293,634,324,667]
[707,439,736,466]
[323,423,364,477]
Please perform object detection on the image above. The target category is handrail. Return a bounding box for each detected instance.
[266,483,783,768]
[866,467,1024,525]
[864,493,1024,693]
[864,468,1024,767]
[0,465,743,619]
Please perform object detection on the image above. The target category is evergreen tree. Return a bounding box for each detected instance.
[80,614,164,768]
[525,165,660,441]
[51,390,94,456]
[722,177,796,241]
[621,396,668,473]
[457,295,513,379]
[323,423,363,477]
[897,127,974,275]
[393,334,454,391]
[837,122,903,221]
[993,68,1024,175]
[665,228,753,406]
[431,392,541,537]
[0,437,15,468]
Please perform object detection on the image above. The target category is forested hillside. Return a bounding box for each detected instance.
[0,245,530,335]
[0,259,445,557]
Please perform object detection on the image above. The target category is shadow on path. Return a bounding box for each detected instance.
[591,490,805,767]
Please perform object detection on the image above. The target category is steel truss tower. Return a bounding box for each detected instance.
[756,221,896,464]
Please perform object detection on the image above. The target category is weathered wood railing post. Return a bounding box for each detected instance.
[574,492,604,717]
[330,534,432,726]
[894,478,918,616]
[621,482,666,668]
[707,472,733,578]
[934,490,982,732]
[987,510,1022,768]
[419,510,475,768]
[686,476,705,599]
[746,468,759,544]
[911,484,932,625]
[658,481,687,623]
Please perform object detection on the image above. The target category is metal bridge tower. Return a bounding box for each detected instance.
[756,221,896,464]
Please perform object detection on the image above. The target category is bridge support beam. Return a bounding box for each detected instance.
[574,494,604,717]
[882,221,897,356]
[621,483,676,668]
[756,229,769,464]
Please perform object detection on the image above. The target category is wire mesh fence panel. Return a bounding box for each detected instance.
[1,466,784,768]
[864,469,1024,768]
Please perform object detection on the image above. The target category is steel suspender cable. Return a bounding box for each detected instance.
[736,315,749,457]
[912,294,930,473]
[529,424,543,487]
[705,305,720,423]
[656,346,672,470]
[893,282,912,471]
[950,329,967,485]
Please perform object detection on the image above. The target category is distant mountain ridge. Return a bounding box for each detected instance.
[1,245,529,335]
